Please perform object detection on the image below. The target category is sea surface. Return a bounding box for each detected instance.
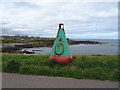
[21,39,118,55]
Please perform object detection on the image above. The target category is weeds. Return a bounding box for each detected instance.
[2,54,118,81]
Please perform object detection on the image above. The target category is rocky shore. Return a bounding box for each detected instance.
[2,40,104,54]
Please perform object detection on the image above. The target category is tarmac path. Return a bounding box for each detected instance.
[2,73,118,88]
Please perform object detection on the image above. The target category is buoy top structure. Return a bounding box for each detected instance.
[50,23,73,64]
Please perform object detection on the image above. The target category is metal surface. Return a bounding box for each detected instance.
[50,23,73,64]
[50,23,72,57]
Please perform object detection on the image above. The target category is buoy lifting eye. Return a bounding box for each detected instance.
[59,23,64,30]
[61,25,64,29]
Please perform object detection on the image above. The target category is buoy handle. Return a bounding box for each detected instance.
[59,23,64,30]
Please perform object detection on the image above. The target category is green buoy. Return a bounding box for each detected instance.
[50,23,73,64]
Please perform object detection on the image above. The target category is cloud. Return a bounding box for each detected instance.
[1,1,118,39]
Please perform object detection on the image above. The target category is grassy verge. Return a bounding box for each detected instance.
[2,54,119,81]
[2,39,54,44]
[2,39,103,44]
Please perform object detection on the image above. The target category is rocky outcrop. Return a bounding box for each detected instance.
[2,40,104,54]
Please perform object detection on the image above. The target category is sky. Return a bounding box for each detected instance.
[0,0,118,39]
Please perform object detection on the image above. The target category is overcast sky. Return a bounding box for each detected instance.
[0,1,118,39]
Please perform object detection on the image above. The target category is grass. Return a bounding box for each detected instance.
[2,54,119,81]
[2,39,54,44]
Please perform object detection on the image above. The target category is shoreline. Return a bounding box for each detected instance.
[2,39,104,54]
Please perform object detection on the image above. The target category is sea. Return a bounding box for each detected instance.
[21,39,119,55]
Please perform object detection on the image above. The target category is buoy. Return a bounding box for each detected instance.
[50,23,73,64]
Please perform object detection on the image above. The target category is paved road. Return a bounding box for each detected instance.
[2,73,118,88]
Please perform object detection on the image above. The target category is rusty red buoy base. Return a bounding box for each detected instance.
[50,55,73,64]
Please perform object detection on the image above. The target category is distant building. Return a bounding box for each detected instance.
[1,35,55,40]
